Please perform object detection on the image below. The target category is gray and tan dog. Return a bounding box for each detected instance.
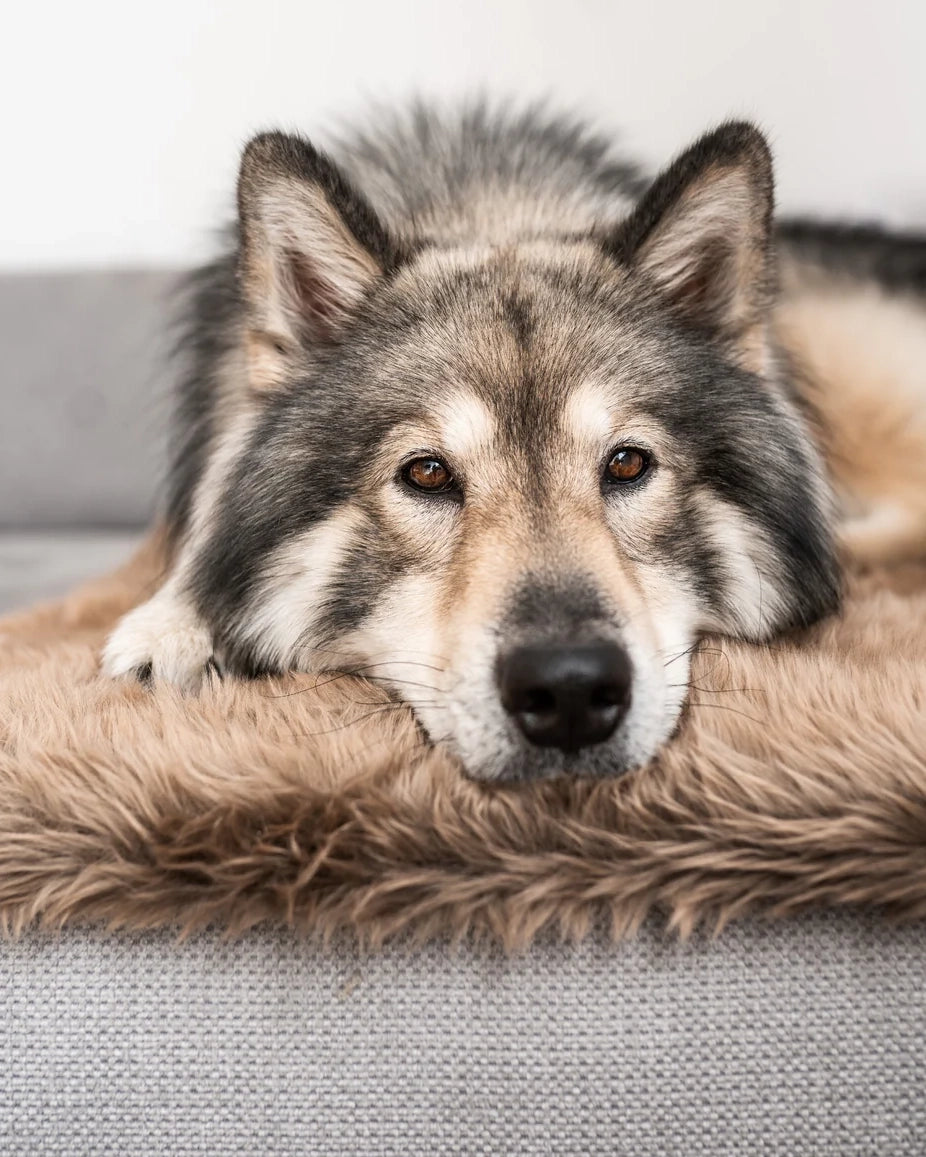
[103,103,926,782]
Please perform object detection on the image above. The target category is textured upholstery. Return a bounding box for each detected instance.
[1,914,924,1156]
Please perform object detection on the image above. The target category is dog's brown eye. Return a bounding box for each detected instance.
[606,447,651,484]
[402,457,455,493]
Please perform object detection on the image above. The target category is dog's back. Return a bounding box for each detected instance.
[777,223,926,564]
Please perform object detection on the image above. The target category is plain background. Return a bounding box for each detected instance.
[2,0,925,271]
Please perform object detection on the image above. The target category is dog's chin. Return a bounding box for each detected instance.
[437,731,656,785]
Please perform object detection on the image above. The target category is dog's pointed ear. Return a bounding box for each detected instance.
[237,131,401,391]
[608,122,775,372]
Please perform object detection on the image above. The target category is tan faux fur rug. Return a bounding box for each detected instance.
[1,533,925,947]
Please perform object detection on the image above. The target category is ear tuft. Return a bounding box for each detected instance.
[237,131,401,391]
[609,122,775,372]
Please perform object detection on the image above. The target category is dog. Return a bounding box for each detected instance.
[102,102,926,782]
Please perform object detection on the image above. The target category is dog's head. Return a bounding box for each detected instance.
[197,120,840,781]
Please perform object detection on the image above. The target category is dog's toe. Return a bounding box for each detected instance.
[101,588,217,694]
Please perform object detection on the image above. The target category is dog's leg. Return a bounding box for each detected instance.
[102,396,265,692]
[101,575,217,693]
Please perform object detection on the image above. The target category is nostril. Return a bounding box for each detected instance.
[520,687,557,716]
[590,683,622,709]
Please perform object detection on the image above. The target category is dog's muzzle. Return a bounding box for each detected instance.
[496,641,632,752]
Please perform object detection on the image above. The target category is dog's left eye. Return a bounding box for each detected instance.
[402,456,457,494]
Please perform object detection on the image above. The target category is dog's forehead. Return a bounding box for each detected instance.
[385,241,630,380]
[424,377,623,459]
[377,244,674,451]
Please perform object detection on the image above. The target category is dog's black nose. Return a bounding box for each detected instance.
[497,642,632,752]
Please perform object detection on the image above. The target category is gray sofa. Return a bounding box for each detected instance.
[1,272,924,1156]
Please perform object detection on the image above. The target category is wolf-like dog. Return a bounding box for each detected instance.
[102,103,926,782]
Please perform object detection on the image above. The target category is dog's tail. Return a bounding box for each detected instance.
[777,219,926,295]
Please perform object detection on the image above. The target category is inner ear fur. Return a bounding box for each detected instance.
[608,122,776,373]
[236,130,402,391]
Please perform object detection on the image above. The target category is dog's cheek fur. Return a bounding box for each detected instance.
[701,420,841,635]
[221,506,370,674]
[692,492,790,637]
[627,334,842,637]
[642,468,838,644]
[185,379,403,671]
[322,569,458,751]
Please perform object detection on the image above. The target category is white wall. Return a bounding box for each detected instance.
[3,0,924,268]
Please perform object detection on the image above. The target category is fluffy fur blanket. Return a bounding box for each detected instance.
[1,535,924,947]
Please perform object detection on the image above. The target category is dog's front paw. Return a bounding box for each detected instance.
[101,587,218,693]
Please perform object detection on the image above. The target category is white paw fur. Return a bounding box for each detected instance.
[101,585,216,693]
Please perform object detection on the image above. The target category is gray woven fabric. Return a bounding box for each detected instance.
[0,531,143,614]
[1,912,924,1156]
[0,270,180,528]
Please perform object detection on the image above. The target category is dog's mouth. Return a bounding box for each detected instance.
[444,728,647,786]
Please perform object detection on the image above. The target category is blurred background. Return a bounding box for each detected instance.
[1,0,924,608]
[2,0,924,270]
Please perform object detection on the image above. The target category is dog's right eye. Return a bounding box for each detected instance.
[401,456,457,494]
[605,446,651,485]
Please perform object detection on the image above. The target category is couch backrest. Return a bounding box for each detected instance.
[0,269,184,528]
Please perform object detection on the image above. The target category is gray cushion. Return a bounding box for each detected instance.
[0,270,182,528]
[1,913,923,1156]
[0,530,143,614]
